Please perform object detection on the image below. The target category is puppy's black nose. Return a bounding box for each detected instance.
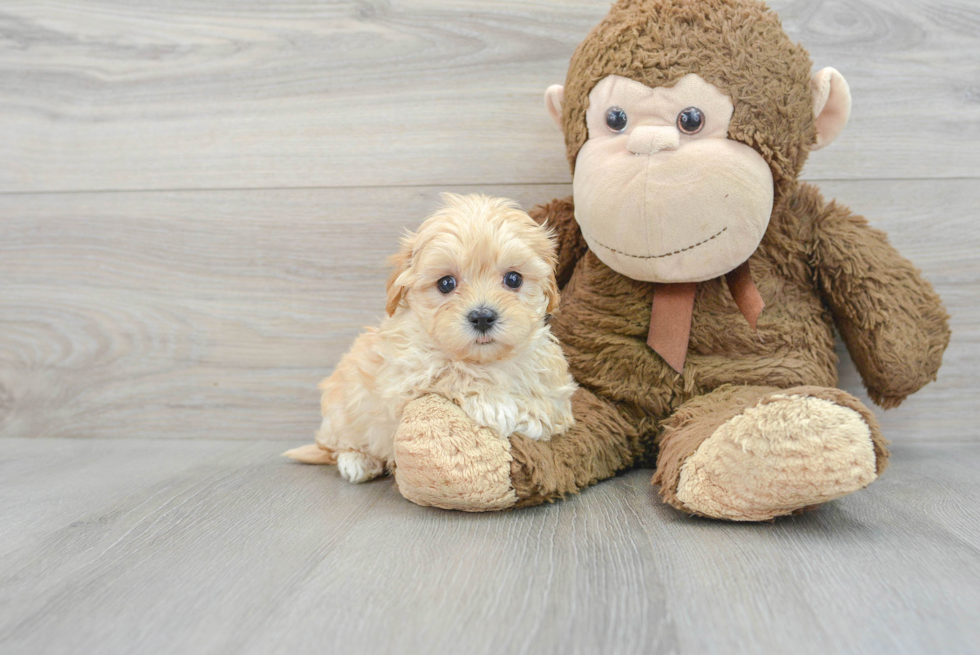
[468,307,498,334]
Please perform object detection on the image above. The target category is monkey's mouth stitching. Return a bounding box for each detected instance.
[589,227,727,259]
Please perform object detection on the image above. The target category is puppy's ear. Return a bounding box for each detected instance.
[532,225,561,315]
[385,233,414,317]
[543,274,561,315]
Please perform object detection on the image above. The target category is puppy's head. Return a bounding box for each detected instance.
[386,193,559,363]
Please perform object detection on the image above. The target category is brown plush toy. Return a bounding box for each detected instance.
[390,0,951,520]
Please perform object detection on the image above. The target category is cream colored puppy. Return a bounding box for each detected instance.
[284,194,576,483]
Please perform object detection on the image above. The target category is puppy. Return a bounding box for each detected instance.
[284,193,577,483]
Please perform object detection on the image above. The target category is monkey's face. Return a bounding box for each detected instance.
[570,74,774,283]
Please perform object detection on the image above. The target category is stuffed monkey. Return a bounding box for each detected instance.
[391,0,950,520]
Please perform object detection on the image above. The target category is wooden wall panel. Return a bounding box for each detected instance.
[0,0,977,192]
[2,180,975,442]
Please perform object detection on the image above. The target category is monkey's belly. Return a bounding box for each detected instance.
[552,253,838,419]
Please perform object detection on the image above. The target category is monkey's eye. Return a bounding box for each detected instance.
[437,276,456,294]
[677,107,705,135]
[605,107,628,133]
[503,271,523,290]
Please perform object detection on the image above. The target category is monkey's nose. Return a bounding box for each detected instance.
[627,126,680,155]
[468,307,498,334]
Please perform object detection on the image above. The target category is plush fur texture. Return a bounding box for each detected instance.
[371,0,950,520]
[284,194,577,482]
[674,393,878,521]
[655,385,888,519]
[561,0,816,200]
[393,394,518,512]
[509,386,642,508]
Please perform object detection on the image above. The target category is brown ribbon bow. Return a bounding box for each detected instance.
[647,262,765,373]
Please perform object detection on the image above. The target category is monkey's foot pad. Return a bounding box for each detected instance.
[393,394,518,512]
[675,392,879,521]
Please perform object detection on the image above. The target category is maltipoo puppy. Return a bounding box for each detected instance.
[284,193,576,483]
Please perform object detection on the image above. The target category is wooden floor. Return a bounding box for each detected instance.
[2,0,979,653]
[0,439,978,655]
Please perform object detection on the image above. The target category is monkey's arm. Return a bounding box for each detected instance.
[808,190,951,408]
[529,196,588,290]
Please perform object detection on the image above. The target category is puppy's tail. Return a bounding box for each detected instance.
[282,444,337,465]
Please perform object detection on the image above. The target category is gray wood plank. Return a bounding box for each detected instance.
[1,180,976,443]
[0,438,978,655]
[0,0,977,193]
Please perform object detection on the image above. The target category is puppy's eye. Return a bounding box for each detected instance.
[605,106,628,133]
[436,276,456,294]
[677,107,704,135]
[503,272,523,290]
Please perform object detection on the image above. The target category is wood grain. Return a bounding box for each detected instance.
[1,0,978,193]
[0,438,978,654]
[1,3,977,652]
[1,181,976,443]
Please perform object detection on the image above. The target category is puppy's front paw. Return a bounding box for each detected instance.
[462,397,519,438]
[514,416,547,441]
[514,400,574,441]
[336,451,384,484]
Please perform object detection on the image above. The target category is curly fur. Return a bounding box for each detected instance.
[284,194,577,482]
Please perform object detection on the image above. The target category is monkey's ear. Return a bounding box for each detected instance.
[811,67,851,151]
[385,234,414,317]
[544,85,565,132]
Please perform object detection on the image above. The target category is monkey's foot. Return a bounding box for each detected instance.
[392,395,518,512]
[655,386,887,521]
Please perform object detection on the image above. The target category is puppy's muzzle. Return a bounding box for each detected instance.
[467,307,498,334]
